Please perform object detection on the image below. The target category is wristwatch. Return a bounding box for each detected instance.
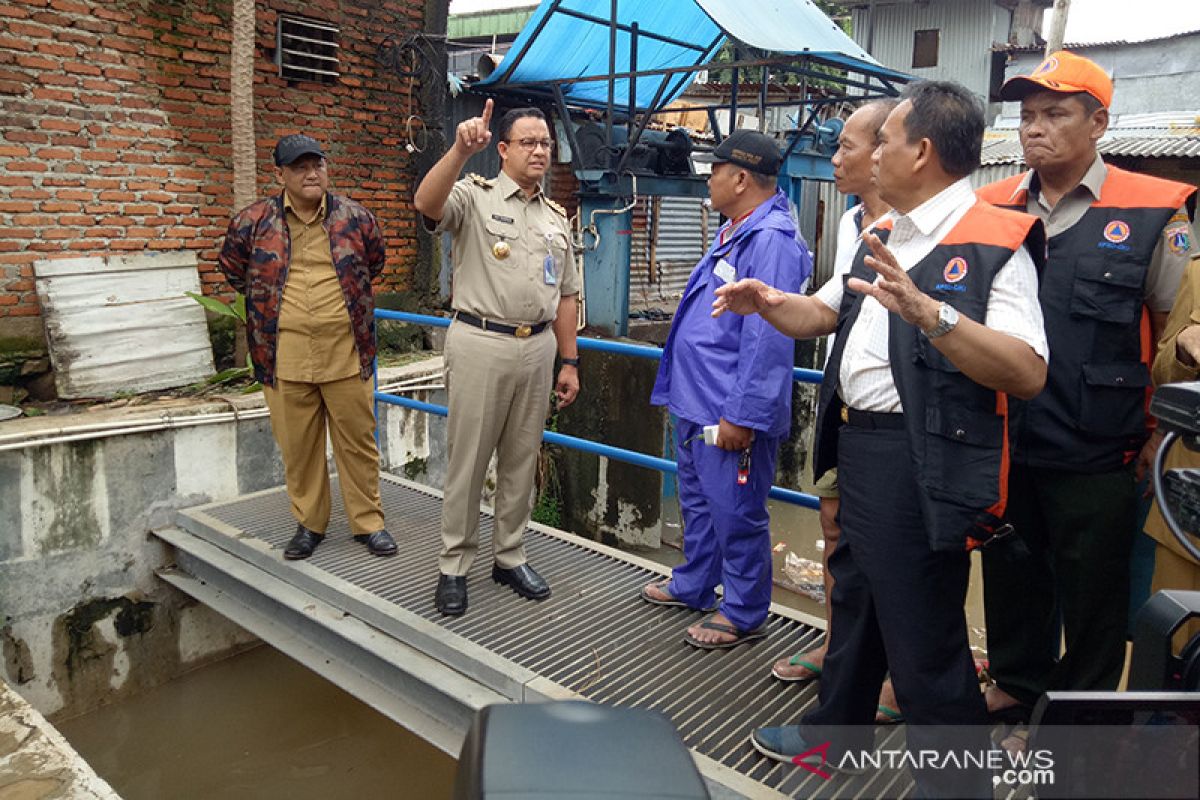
[560,357,580,367]
[922,302,960,339]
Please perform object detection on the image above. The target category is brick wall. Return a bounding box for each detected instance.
[0,0,430,339]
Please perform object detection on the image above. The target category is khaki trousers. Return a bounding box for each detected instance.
[439,320,555,575]
[262,374,384,535]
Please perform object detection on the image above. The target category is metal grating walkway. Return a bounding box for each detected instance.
[163,473,915,799]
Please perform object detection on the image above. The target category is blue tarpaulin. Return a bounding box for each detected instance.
[478,0,908,110]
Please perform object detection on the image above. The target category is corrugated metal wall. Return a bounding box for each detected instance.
[971,162,1025,189]
[630,196,709,306]
[851,0,1008,99]
[813,180,848,288]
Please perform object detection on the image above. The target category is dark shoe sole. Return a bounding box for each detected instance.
[283,550,312,561]
[492,572,550,601]
[436,602,467,617]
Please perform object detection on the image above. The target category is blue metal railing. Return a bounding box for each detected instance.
[374,309,821,510]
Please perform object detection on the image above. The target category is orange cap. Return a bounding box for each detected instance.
[1000,50,1113,108]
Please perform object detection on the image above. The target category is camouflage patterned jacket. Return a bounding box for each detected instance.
[217,191,386,386]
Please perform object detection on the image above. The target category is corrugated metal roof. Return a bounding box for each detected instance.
[981,131,1200,165]
[997,28,1200,53]
[448,6,538,40]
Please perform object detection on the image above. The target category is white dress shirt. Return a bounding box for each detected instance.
[814,178,1048,412]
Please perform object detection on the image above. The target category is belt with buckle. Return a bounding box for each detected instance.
[840,405,905,430]
[454,311,550,338]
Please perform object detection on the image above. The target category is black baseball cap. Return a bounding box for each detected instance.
[693,129,782,175]
[273,134,326,167]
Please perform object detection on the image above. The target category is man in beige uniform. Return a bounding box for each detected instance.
[415,101,580,616]
[219,134,396,561]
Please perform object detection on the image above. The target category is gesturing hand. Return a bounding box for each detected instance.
[454,98,494,157]
[712,278,789,318]
[846,232,940,331]
[1177,324,1200,367]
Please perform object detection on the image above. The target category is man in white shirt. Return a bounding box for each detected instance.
[716,81,1047,797]
[770,98,904,725]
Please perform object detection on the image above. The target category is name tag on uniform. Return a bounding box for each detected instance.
[491,214,514,225]
[714,258,737,284]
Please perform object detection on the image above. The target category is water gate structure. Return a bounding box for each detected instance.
[149,309,923,799]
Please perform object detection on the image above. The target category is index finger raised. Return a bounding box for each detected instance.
[481,98,494,126]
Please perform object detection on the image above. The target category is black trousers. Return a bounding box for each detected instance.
[803,426,989,798]
[982,463,1136,706]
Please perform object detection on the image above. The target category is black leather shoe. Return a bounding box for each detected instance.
[435,574,468,616]
[284,524,324,560]
[353,529,398,557]
[492,563,550,601]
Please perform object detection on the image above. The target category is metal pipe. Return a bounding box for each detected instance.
[375,309,824,382]
[758,65,769,131]
[627,22,639,141]
[606,0,617,153]
[552,84,584,173]
[372,392,820,509]
[729,45,739,129]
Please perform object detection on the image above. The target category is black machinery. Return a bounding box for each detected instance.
[452,701,709,799]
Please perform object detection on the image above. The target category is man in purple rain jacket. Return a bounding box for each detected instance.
[640,129,810,648]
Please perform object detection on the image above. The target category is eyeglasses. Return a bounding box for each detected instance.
[507,137,554,152]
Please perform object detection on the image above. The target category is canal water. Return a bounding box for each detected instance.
[56,645,458,800]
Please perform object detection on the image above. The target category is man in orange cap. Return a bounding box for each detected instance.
[978,51,1197,717]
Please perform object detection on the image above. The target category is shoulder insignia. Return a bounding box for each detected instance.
[1165,219,1193,256]
[545,198,567,218]
[467,173,494,188]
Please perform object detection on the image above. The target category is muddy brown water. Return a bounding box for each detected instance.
[56,645,457,800]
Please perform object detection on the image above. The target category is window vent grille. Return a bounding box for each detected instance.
[277,15,339,84]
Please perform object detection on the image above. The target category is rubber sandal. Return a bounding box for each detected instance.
[640,581,688,607]
[875,704,904,724]
[683,615,768,650]
[771,653,823,682]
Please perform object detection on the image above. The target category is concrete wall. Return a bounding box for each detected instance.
[0,402,283,721]
[1001,34,1200,120]
[0,677,119,798]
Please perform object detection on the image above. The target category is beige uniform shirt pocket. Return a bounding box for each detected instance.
[485,218,521,267]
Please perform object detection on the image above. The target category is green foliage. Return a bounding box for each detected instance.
[374,291,428,355]
[186,291,246,323]
[186,291,259,391]
[403,457,428,480]
[532,401,564,528]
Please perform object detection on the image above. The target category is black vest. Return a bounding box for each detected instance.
[814,202,1044,551]
[980,166,1197,471]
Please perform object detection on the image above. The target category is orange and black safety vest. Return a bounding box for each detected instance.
[978,166,1197,472]
[814,200,1045,552]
